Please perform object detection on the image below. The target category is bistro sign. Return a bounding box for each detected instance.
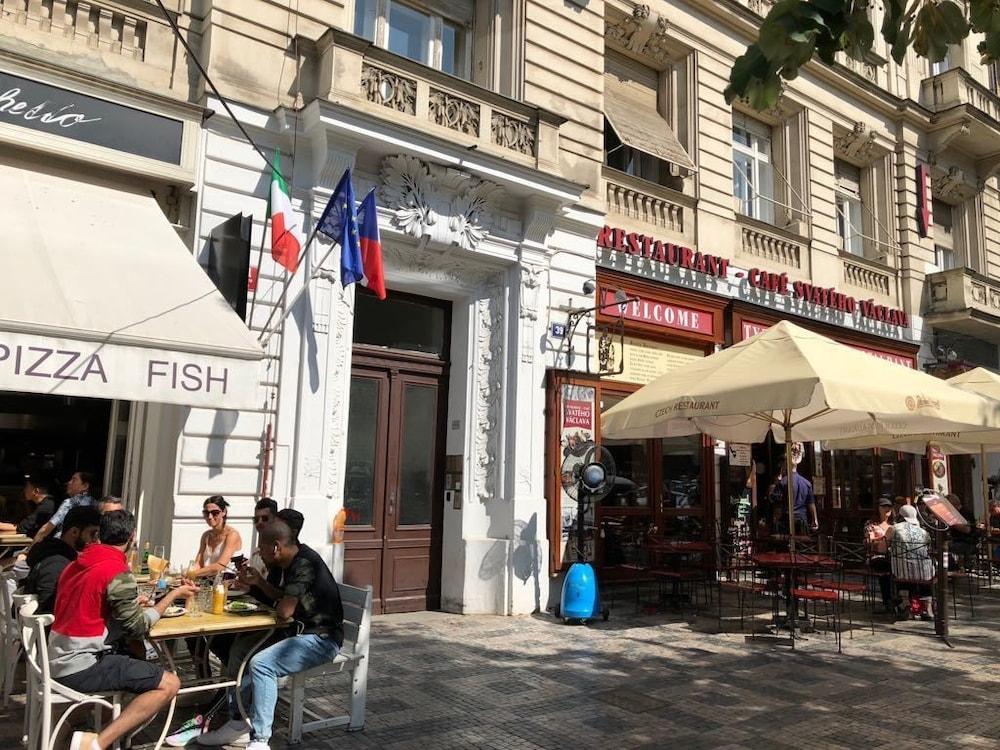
[597,224,910,332]
[0,70,184,164]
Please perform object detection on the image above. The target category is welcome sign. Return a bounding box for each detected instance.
[0,70,184,164]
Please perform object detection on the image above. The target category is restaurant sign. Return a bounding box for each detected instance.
[0,70,184,164]
[600,289,714,335]
[597,224,911,334]
[0,331,261,410]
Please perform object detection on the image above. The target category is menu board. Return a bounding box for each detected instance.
[600,336,703,385]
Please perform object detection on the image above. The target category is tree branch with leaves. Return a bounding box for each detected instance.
[725,0,992,110]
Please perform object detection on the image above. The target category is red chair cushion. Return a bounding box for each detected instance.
[792,588,838,602]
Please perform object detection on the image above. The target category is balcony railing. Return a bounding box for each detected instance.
[842,254,893,298]
[737,216,806,271]
[927,266,1000,318]
[603,167,695,245]
[921,68,1000,122]
[313,29,562,170]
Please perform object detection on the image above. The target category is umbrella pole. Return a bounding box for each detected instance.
[981,443,989,529]
[785,421,796,555]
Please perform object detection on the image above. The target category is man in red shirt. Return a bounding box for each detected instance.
[48,509,196,750]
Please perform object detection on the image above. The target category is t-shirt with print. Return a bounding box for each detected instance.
[49,494,95,533]
[279,543,344,647]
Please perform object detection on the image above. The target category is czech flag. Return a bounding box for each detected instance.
[357,189,386,300]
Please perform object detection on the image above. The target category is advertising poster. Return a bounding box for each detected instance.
[559,384,596,564]
[928,444,950,496]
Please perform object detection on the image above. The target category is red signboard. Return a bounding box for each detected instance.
[563,400,593,430]
[602,290,714,335]
[739,318,915,368]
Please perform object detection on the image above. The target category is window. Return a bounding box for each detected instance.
[933,199,956,270]
[835,160,864,255]
[603,50,693,190]
[732,114,775,224]
[354,0,470,78]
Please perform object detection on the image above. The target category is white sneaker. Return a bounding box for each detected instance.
[195,719,251,746]
[247,741,270,750]
[69,732,99,750]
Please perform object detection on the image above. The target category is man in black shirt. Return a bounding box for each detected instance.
[0,474,57,538]
[18,505,100,613]
[198,520,344,749]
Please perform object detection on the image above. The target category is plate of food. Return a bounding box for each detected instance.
[224,601,259,615]
[227,586,250,598]
[163,605,187,618]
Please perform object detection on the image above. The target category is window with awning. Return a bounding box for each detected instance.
[603,51,695,186]
[0,159,265,410]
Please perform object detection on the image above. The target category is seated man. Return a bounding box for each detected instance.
[31,470,97,546]
[48,509,197,750]
[198,520,344,750]
[97,495,125,515]
[19,505,101,613]
[253,497,279,534]
[0,473,57,537]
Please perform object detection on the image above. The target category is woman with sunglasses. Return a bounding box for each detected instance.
[187,496,243,579]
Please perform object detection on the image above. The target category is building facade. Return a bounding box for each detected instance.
[3,0,1000,615]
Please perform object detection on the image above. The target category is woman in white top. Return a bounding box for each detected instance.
[187,495,243,579]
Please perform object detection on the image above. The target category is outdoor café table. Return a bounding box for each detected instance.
[751,552,839,645]
[146,607,289,749]
[645,539,713,607]
[0,534,32,548]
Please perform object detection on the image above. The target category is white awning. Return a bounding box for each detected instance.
[604,85,696,171]
[0,159,265,410]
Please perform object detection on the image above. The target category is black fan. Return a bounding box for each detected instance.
[560,441,617,562]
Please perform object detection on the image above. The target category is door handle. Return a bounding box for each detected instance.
[388,489,396,516]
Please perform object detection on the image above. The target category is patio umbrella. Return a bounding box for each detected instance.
[825,367,1000,527]
[600,321,1000,551]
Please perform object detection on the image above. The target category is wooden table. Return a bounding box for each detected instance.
[0,534,32,548]
[146,607,288,749]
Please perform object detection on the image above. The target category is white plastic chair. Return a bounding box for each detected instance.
[279,583,373,743]
[1,570,23,706]
[19,605,122,750]
[12,593,37,746]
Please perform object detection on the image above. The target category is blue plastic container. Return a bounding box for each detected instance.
[560,562,600,620]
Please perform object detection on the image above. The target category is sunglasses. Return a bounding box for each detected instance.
[202,509,223,518]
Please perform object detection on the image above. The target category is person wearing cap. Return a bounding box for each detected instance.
[864,497,895,610]
[885,504,935,620]
[276,509,304,541]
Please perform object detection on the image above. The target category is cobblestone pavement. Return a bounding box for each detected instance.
[4,581,999,749]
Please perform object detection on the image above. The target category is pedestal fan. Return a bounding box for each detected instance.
[557,441,616,623]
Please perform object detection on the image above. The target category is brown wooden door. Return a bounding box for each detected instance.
[342,352,445,614]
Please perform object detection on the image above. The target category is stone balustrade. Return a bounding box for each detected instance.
[603,167,695,245]
[738,218,805,270]
[843,255,893,297]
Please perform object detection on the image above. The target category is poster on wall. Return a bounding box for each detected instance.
[559,384,596,564]
[727,443,752,467]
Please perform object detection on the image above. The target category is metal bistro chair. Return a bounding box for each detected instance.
[889,535,936,621]
[716,526,765,633]
[19,605,123,750]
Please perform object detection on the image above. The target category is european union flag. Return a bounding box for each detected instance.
[316,169,364,287]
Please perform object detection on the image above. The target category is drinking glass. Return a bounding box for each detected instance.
[187,587,202,617]
[153,545,166,561]
[197,585,213,614]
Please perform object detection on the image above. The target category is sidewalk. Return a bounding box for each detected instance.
[5,584,999,749]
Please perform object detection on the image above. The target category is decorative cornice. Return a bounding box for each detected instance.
[834,121,879,163]
[927,120,972,164]
[933,165,976,201]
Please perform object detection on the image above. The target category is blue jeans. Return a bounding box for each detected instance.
[228,633,339,741]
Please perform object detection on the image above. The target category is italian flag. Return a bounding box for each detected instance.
[269,152,303,273]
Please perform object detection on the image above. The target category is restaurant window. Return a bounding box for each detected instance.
[600,392,651,509]
[933,198,957,270]
[835,160,864,256]
[732,113,775,224]
[831,450,875,512]
[661,435,702,509]
[354,0,471,78]
[603,49,694,191]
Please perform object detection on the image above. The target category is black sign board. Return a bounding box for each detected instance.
[206,214,253,321]
[0,70,184,164]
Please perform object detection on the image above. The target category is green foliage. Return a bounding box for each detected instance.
[726,0,992,111]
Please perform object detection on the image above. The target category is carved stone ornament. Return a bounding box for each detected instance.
[605,4,650,51]
[379,154,504,251]
[490,113,536,156]
[934,166,974,201]
[428,89,480,136]
[640,16,672,64]
[835,122,879,163]
[361,63,416,115]
[475,283,504,503]
[519,265,541,321]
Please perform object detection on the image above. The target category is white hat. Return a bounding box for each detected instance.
[899,505,919,526]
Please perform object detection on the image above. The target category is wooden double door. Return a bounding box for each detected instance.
[342,348,447,614]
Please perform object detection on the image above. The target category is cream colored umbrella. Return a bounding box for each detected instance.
[601,321,1000,549]
[825,367,1000,526]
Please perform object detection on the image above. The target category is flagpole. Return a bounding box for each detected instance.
[247,216,269,332]
[256,221,323,345]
